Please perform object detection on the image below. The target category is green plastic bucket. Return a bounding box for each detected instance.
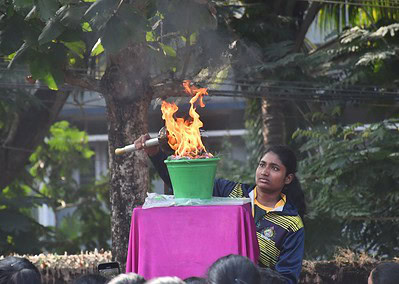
[164,157,220,199]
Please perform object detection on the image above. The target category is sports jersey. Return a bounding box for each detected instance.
[150,151,305,284]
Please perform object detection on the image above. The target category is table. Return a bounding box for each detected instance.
[126,203,259,280]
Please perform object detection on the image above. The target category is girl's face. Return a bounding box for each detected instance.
[255,152,293,194]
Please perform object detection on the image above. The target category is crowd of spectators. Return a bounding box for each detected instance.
[1,254,398,284]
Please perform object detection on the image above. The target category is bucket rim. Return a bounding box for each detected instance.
[164,157,220,164]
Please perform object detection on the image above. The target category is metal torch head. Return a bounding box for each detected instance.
[158,126,174,155]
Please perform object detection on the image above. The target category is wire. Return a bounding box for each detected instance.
[219,0,399,4]
[3,67,399,97]
[1,66,399,102]
[0,85,398,103]
[3,63,399,90]
[0,145,35,153]
[2,78,399,96]
[195,81,399,96]
[300,0,399,9]
[221,0,399,9]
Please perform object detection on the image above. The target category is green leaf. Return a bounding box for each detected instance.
[12,0,33,9]
[159,43,176,57]
[189,32,197,45]
[7,42,29,69]
[58,29,83,42]
[42,72,58,90]
[81,22,92,32]
[62,40,86,58]
[90,38,104,56]
[117,3,148,30]
[101,15,131,54]
[101,9,146,53]
[208,65,231,89]
[146,31,156,42]
[329,157,346,170]
[29,54,63,90]
[59,5,86,28]
[84,0,119,31]
[24,5,37,21]
[0,15,25,54]
[38,19,65,44]
[37,0,59,21]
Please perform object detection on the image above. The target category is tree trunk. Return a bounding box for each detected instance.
[0,89,68,190]
[261,98,287,146]
[106,97,151,271]
[102,44,152,270]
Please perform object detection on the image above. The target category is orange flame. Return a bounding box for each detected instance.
[161,80,212,158]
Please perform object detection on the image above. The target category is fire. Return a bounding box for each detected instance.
[161,80,213,159]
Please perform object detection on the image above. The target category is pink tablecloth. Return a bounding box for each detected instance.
[126,203,259,280]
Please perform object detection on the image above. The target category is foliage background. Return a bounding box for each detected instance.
[0,121,110,255]
[0,0,398,262]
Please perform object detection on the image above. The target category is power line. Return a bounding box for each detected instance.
[0,84,398,103]
[1,78,399,95]
[195,80,399,96]
[223,0,399,9]
[1,67,399,102]
[0,145,35,153]
[2,67,399,96]
[301,0,399,9]
[3,64,399,90]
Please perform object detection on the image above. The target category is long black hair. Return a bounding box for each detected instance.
[371,262,399,284]
[0,256,41,284]
[207,254,261,284]
[264,145,306,219]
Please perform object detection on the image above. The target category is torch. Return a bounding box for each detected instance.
[114,127,209,155]
[115,127,168,155]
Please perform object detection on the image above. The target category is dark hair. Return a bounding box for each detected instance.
[107,273,146,284]
[72,273,108,284]
[183,276,207,284]
[207,254,261,284]
[264,145,306,219]
[371,262,399,284]
[0,256,41,284]
[258,267,286,284]
[145,276,185,284]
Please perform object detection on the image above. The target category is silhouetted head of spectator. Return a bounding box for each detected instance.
[183,276,207,284]
[258,267,286,284]
[73,273,108,284]
[369,262,399,284]
[145,276,185,284]
[108,272,146,284]
[207,254,261,284]
[0,256,41,284]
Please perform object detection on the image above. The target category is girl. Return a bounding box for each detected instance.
[135,135,306,284]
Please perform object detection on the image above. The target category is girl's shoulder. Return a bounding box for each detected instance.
[214,179,254,198]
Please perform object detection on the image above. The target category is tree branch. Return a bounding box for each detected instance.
[2,112,19,146]
[293,2,323,53]
[151,81,187,99]
[64,71,103,94]
[0,89,68,191]
[180,31,192,80]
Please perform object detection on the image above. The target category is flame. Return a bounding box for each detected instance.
[161,80,212,158]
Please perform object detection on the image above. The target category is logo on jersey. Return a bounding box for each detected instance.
[262,226,275,241]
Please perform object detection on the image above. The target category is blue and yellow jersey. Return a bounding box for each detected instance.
[150,152,305,284]
[214,179,304,284]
